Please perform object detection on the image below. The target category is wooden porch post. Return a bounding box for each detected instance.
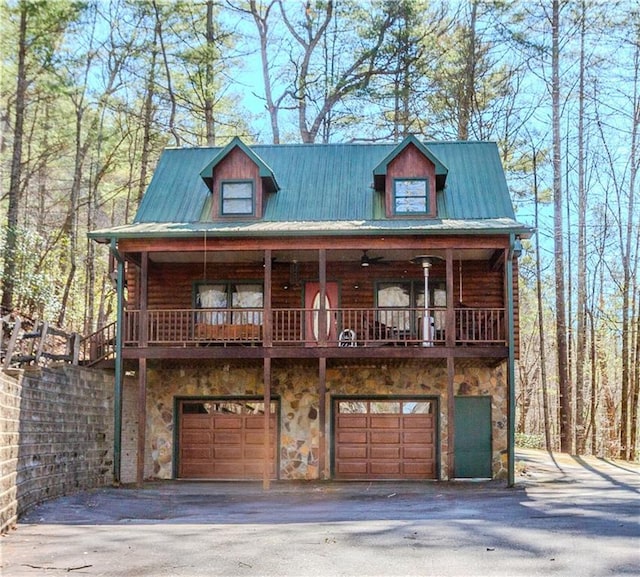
[445,249,455,347]
[445,248,456,479]
[263,249,272,347]
[506,240,516,487]
[137,358,147,487]
[136,252,148,487]
[263,356,271,490]
[319,356,326,479]
[110,239,125,484]
[318,249,327,346]
[140,251,148,347]
[447,355,455,479]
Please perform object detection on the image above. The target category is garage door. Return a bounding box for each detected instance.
[179,399,278,479]
[334,399,436,480]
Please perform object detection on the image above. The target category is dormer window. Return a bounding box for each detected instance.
[393,178,429,215]
[373,136,447,220]
[199,137,279,221]
[221,180,254,216]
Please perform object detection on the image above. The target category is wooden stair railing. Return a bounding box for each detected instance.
[81,321,117,366]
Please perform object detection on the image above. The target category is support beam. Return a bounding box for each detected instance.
[506,238,517,487]
[140,252,148,347]
[318,249,327,346]
[110,239,125,484]
[136,358,147,487]
[447,355,455,479]
[263,357,271,490]
[319,356,327,478]
[263,249,272,347]
[445,249,455,347]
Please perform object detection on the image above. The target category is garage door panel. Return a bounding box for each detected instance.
[370,446,401,459]
[213,432,242,445]
[371,462,401,475]
[404,416,433,428]
[336,461,368,475]
[370,416,400,428]
[403,431,431,444]
[213,446,239,459]
[338,415,368,428]
[244,445,269,459]
[370,431,401,444]
[214,416,242,429]
[404,446,432,460]
[244,462,276,475]
[185,463,214,476]
[403,462,434,475]
[337,446,367,459]
[182,447,212,460]
[337,431,367,444]
[180,400,278,480]
[183,416,213,429]
[245,416,267,429]
[334,398,436,480]
[182,430,212,445]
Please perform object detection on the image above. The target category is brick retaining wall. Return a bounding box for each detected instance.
[0,366,114,533]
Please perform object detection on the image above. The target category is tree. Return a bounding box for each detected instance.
[1,0,28,313]
[274,0,404,143]
[1,0,85,314]
[234,0,288,144]
[551,0,572,454]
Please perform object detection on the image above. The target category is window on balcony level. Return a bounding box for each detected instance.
[195,282,263,325]
[376,280,446,335]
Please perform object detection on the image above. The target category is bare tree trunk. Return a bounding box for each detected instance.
[204,0,215,145]
[153,0,180,147]
[279,0,333,143]
[457,0,477,140]
[575,0,588,455]
[552,0,573,454]
[138,12,160,205]
[534,146,552,451]
[620,30,639,460]
[246,0,281,144]
[588,309,597,454]
[2,2,27,312]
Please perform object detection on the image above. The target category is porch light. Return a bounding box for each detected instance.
[513,237,523,258]
[411,255,443,346]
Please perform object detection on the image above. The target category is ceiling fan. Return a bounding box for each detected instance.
[360,250,386,267]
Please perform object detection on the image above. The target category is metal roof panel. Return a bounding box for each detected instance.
[128,140,520,229]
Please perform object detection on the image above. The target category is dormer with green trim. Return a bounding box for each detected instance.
[199,137,279,220]
[373,135,448,219]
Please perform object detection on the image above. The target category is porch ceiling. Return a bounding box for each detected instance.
[146,248,496,264]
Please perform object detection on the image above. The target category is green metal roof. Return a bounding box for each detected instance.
[91,138,532,241]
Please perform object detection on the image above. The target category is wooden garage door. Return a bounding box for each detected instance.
[334,399,436,480]
[179,400,278,479]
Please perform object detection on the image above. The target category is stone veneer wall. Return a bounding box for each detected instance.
[0,366,114,533]
[142,359,508,481]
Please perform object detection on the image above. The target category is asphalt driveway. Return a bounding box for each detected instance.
[1,449,638,577]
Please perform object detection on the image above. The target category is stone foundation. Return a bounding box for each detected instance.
[134,359,508,481]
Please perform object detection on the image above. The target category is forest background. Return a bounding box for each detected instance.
[1,0,638,461]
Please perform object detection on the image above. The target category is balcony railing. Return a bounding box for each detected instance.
[113,306,504,346]
[81,307,506,362]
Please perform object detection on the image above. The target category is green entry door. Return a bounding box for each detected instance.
[454,396,492,478]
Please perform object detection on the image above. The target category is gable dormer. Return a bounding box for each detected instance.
[199,137,279,220]
[373,135,447,219]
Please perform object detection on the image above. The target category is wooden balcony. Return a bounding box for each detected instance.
[82,307,507,365]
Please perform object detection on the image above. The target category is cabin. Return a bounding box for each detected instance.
[88,135,532,487]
